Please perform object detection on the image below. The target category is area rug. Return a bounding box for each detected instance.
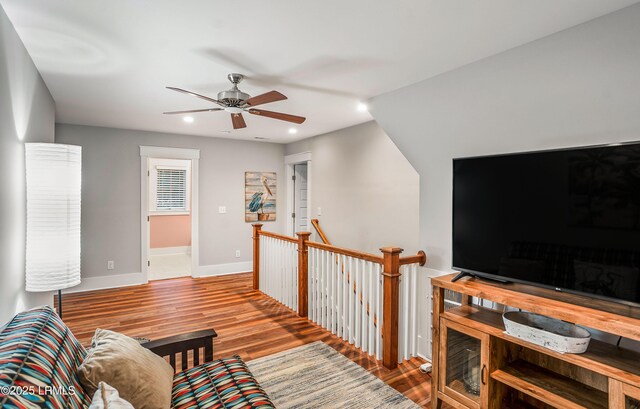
[246,341,419,409]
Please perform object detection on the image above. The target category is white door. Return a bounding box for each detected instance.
[293,163,309,234]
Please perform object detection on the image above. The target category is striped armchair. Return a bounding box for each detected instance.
[1,306,275,408]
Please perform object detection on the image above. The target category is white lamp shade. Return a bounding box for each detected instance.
[25,143,82,292]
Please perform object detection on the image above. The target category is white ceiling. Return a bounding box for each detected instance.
[2,1,638,143]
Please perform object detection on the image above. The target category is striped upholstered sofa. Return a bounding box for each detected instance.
[0,306,274,408]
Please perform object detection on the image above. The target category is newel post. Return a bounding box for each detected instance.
[296,232,311,318]
[252,224,263,290]
[381,246,403,369]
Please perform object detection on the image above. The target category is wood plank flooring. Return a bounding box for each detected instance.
[60,273,432,407]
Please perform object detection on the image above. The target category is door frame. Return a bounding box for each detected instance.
[285,151,312,236]
[140,146,200,281]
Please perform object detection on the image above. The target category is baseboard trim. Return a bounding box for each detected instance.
[195,261,252,278]
[64,261,252,294]
[150,246,191,256]
[65,272,147,294]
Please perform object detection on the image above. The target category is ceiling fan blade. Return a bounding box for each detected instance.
[231,113,247,129]
[244,90,287,107]
[247,109,306,124]
[163,108,223,114]
[166,87,223,106]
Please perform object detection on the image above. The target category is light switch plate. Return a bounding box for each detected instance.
[218,206,226,214]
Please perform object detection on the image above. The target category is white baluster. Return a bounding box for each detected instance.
[341,255,348,341]
[411,264,417,357]
[258,236,262,292]
[367,262,374,357]
[288,242,292,309]
[327,249,335,332]
[313,248,318,321]
[290,242,294,309]
[353,259,362,348]
[313,248,318,324]
[320,250,327,328]
[264,237,268,295]
[376,263,382,360]
[286,242,291,308]
[332,252,337,333]
[318,248,323,325]
[328,251,333,331]
[336,254,342,338]
[269,238,273,299]
[274,239,278,301]
[360,259,368,353]
[347,257,353,343]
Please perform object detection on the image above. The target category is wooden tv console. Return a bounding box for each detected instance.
[431,273,640,409]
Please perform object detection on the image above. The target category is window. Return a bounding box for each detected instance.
[156,168,187,211]
[148,158,191,214]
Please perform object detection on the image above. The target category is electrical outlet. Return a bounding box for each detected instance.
[235,250,241,258]
[218,206,226,214]
[107,260,115,270]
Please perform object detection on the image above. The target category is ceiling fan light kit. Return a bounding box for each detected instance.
[164,73,306,130]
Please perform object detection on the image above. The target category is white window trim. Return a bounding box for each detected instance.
[149,161,191,213]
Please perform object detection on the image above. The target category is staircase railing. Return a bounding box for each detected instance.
[252,223,426,369]
[311,218,330,244]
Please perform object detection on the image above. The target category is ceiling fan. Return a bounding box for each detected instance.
[164,73,306,129]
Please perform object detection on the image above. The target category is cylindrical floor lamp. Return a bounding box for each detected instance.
[25,143,82,318]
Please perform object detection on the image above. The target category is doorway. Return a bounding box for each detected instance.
[148,158,192,280]
[140,146,200,282]
[285,151,312,236]
[293,163,309,233]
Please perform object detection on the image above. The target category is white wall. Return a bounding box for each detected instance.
[55,124,286,290]
[285,121,420,255]
[369,4,640,356]
[0,4,56,324]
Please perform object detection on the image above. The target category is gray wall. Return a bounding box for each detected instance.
[369,4,640,355]
[55,124,286,279]
[286,121,420,255]
[0,5,56,324]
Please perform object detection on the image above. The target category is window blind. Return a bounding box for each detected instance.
[156,168,187,210]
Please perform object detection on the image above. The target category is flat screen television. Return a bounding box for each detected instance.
[452,142,640,306]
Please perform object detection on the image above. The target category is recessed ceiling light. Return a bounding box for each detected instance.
[183,116,194,123]
[357,103,368,112]
[288,128,298,135]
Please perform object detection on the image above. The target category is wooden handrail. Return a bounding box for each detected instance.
[257,230,298,244]
[399,250,427,266]
[311,218,330,244]
[306,241,384,264]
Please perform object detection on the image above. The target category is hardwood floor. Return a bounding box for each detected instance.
[60,273,432,407]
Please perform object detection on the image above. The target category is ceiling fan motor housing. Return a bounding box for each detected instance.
[217,73,250,106]
[217,89,250,106]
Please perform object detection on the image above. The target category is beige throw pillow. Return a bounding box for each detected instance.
[89,382,135,409]
[78,329,174,409]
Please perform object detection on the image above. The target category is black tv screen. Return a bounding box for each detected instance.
[452,142,640,305]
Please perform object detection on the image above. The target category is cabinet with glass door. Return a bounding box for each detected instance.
[439,319,490,409]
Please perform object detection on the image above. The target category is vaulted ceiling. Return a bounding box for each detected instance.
[2,0,638,142]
